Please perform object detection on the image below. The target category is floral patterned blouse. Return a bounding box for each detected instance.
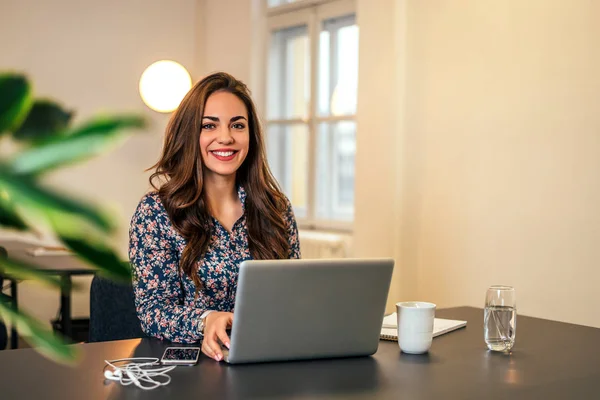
[128,186,301,343]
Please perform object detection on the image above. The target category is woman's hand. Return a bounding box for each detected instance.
[201,311,233,362]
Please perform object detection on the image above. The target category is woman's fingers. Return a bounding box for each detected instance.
[201,312,234,361]
[216,328,231,349]
[204,333,223,361]
[202,333,223,361]
[201,341,217,360]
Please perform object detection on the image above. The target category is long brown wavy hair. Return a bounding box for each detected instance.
[149,72,290,291]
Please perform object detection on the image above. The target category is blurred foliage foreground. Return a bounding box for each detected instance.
[0,73,146,363]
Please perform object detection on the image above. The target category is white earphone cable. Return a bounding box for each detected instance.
[103,358,177,391]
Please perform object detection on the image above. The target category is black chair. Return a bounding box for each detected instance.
[88,275,145,342]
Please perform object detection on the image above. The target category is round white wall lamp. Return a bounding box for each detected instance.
[139,60,192,113]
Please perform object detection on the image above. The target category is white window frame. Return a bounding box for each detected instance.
[263,0,357,232]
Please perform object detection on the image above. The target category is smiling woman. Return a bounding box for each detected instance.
[128,72,301,363]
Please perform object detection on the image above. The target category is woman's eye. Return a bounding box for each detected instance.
[232,123,246,130]
[202,123,216,130]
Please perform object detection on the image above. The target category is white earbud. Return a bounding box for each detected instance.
[104,369,123,380]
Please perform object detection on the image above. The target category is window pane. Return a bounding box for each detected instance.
[268,25,310,120]
[315,121,356,221]
[318,15,358,117]
[267,123,309,218]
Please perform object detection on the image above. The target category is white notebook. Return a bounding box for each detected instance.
[26,246,73,257]
[380,312,467,341]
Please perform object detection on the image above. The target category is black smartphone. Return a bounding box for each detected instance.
[160,346,201,365]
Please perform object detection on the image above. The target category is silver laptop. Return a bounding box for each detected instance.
[222,258,394,364]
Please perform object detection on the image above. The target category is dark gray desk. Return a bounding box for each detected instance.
[0,240,95,348]
[0,307,599,399]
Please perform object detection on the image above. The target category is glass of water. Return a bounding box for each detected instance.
[484,285,516,352]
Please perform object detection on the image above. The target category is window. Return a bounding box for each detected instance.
[265,0,358,229]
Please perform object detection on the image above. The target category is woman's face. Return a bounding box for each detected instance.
[199,91,250,179]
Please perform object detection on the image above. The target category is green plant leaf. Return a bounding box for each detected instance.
[12,100,73,144]
[0,189,28,230]
[0,165,115,233]
[59,234,131,282]
[0,256,63,289]
[0,296,79,364]
[71,114,146,137]
[10,115,145,175]
[0,74,33,134]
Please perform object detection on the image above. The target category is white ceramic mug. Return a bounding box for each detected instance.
[396,301,436,354]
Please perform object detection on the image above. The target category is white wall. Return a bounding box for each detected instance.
[354,0,600,328]
[197,0,253,84]
[0,0,201,253]
[354,0,408,312]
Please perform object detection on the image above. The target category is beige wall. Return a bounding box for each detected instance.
[355,0,600,328]
[0,0,201,256]
[196,0,254,84]
[354,0,408,310]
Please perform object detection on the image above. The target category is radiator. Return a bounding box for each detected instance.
[298,230,351,259]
